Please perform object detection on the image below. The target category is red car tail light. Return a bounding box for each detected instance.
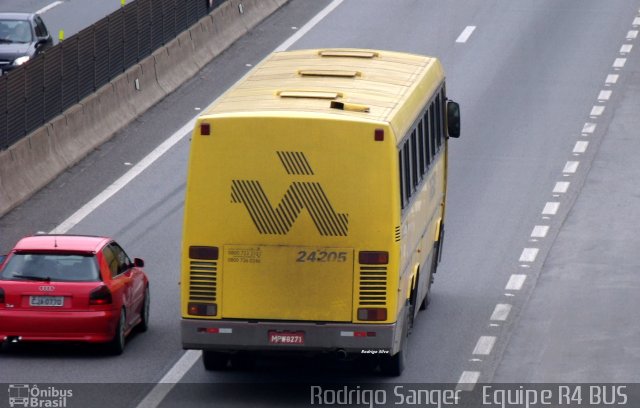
[89,285,112,305]
[0,287,4,303]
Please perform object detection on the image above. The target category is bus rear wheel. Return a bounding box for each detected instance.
[380,307,409,376]
[202,351,230,371]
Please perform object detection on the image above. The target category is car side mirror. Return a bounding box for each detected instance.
[446,100,461,138]
[133,258,145,268]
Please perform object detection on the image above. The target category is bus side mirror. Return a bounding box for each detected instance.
[446,100,461,138]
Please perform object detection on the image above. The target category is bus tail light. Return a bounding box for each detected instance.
[89,285,112,305]
[359,251,389,265]
[374,128,384,141]
[189,246,219,260]
[200,123,211,136]
[357,308,387,321]
[189,302,217,316]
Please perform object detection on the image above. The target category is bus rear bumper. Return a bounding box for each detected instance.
[181,318,397,354]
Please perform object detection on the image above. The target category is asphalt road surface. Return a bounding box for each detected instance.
[1,0,640,407]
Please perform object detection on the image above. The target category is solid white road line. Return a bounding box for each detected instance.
[36,1,63,15]
[50,118,197,234]
[456,26,476,43]
[275,0,343,51]
[135,350,202,408]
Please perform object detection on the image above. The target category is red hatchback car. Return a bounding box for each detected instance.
[0,235,149,354]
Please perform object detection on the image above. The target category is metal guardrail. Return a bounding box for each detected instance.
[0,0,223,150]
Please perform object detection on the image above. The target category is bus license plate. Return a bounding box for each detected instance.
[268,331,304,345]
[29,296,64,307]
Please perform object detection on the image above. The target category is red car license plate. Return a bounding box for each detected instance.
[29,296,64,307]
[268,331,304,345]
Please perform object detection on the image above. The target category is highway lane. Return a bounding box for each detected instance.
[1,0,639,406]
[0,0,124,43]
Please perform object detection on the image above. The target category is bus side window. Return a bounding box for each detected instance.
[423,111,431,167]
[410,130,419,189]
[418,119,426,176]
[399,151,405,209]
[429,105,437,159]
[403,142,411,203]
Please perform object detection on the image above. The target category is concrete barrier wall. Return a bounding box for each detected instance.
[0,0,289,217]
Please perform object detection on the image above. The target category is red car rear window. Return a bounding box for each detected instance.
[0,253,100,282]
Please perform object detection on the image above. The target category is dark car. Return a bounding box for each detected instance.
[0,12,53,75]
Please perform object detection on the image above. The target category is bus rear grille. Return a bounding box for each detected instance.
[189,260,217,302]
[358,266,387,306]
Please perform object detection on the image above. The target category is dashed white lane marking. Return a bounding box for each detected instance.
[573,141,589,153]
[531,225,549,238]
[506,274,527,291]
[620,44,633,54]
[633,17,640,26]
[605,74,619,85]
[613,58,627,69]
[553,181,570,194]
[457,371,480,391]
[582,122,597,134]
[472,336,497,355]
[627,30,638,40]
[598,90,612,101]
[36,1,63,14]
[590,105,605,116]
[542,202,560,215]
[519,248,539,263]
[456,26,476,43]
[563,161,579,174]
[490,304,512,321]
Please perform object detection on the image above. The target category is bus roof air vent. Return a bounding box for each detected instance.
[319,50,378,59]
[277,90,342,100]
[330,101,370,113]
[298,69,361,78]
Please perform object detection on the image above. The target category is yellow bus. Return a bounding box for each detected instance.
[180,49,460,375]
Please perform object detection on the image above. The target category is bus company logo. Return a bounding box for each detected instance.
[7,384,73,407]
[231,151,348,236]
